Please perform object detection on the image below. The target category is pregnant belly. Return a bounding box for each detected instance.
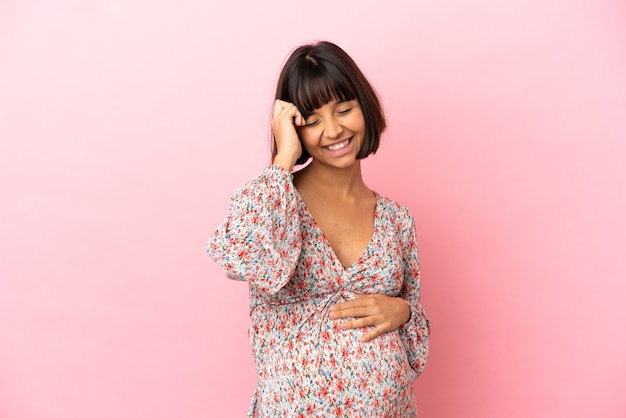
[249,299,417,409]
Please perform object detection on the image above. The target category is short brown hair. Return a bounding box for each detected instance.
[272,41,386,166]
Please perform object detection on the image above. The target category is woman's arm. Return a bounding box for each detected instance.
[206,165,302,294]
[396,211,430,375]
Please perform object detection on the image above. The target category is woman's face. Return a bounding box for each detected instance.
[297,99,366,169]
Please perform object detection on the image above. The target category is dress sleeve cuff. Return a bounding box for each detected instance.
[265,165,294,180]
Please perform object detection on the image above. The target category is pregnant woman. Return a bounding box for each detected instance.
[207,41,430,417]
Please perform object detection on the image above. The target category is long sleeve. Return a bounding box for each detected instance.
[206,165,302,295]
[397,210,430,376]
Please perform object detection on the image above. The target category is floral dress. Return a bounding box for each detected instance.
[207,166,430,417]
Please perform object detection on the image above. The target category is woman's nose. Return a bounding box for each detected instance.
[324,118,343,139]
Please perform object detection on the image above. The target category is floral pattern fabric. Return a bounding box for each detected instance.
[207,166,430,417]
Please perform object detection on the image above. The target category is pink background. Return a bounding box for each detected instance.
[1,0,625,417]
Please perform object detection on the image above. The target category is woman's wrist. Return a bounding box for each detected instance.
[397,297,411,325]
[272,153,297,172]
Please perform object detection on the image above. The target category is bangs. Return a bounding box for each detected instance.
[288,63,358,118]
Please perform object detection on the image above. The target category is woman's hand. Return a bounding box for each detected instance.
[329,294,411,342]
[272,99,305,171]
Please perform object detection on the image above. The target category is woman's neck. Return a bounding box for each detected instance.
[294,160,370,200]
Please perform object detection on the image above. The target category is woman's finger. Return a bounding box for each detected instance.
[360,327,385,343]
[273,100,304,126]
[340,316,377,330]
[272,100,283,119]
[341,319,391,342]
[330,297,372,312]
[329,296,380,319]
[330,306,380,319]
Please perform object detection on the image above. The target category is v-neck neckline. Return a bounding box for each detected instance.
[293,188,381,273]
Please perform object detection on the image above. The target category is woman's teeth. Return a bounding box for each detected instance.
[326,138,350,151]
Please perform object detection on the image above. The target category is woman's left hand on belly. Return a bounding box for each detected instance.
[328,294,411,342]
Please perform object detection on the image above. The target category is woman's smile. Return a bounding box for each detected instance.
[324,137,353,151]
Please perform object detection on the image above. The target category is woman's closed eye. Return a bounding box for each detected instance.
[305,119,320,127]
[303,103,355,127]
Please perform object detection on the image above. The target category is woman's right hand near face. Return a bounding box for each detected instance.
[272,100,305,172]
